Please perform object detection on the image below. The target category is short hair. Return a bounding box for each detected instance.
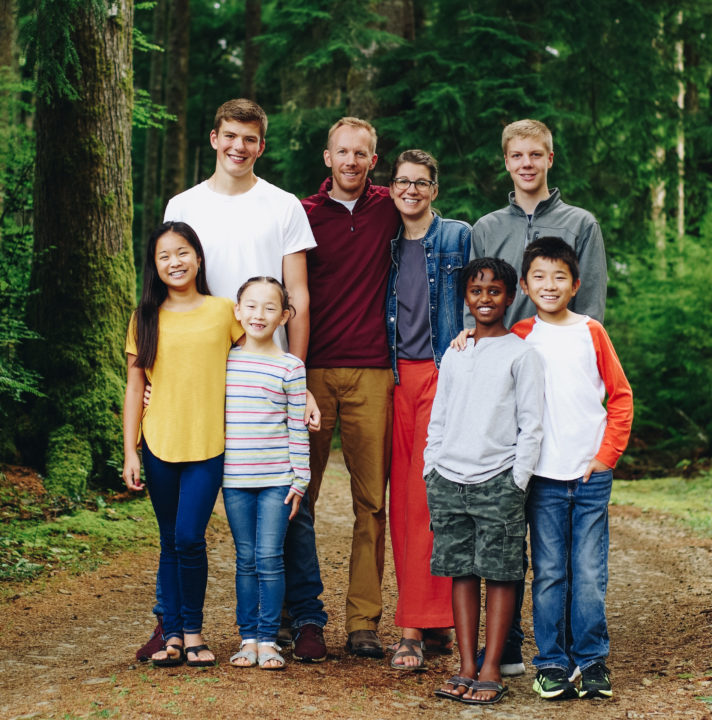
[521,236,580,283]
[213,98,268,141]
[461,257,518,298]
[390,149,439,184]
[327,117,377,154]
[236,276,295,317]
[501,119,553,155]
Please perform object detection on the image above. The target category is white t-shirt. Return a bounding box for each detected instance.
[164,178,316,300]
[164,178,316,349]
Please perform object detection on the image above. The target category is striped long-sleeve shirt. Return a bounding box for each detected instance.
[222,347,310,496]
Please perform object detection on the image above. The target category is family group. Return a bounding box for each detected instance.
[121,98,633,706]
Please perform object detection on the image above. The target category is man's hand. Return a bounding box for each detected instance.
[304,389,321,432]
[583,458,611,483]
[285,488,302,520]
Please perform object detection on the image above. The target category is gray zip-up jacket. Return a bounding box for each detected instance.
[468,188,607,328]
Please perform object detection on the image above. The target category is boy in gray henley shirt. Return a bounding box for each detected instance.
[426,258,543,705]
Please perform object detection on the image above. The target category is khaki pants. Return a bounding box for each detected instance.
[306,367,394,633]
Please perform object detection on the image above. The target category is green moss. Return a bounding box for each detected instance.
[0,494,161,588]
[44,424,92,498]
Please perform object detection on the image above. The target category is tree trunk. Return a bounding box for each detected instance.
[26,0,136,495]
[141,0,166,250]
[161,0,190,205]
[242,0,261,100]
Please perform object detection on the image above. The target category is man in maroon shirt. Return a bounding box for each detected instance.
[302,118,400,658]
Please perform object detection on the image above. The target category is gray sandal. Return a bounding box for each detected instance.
[390,637,426,671]
[229,639,258,668]
[258,641,286,670]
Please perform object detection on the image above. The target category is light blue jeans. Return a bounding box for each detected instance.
[528,470,612,673]
[223,485,292,642]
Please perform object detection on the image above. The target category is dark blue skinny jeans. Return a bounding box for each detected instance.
[143,443,223,639]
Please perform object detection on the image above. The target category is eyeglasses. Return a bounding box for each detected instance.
[392,177,437,191]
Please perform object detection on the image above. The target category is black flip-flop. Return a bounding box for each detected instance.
[185,643,216,667]
[461,680,509,705]
[434,675,475,702]
[152,643,185,667]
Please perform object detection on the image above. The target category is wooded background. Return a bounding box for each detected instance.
[1,0,711,496]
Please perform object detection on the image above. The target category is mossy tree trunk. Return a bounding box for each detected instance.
[26,0,136,497]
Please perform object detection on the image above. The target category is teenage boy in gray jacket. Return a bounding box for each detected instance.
[471,119,606,328]
[470,119,608,675]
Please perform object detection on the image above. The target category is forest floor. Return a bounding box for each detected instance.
[2,450,712,720]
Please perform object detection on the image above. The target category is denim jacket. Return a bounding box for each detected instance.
[386,214,471,383]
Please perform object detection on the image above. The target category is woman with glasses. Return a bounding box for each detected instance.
[386,150,471,670]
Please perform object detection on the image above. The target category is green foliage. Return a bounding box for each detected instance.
[0,70,41,445]
[607,230,712,456]
[0,481,158,586]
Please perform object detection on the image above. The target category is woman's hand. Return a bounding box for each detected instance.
[123,451,145,491]
[450,328,475,351]
[285,488,302,520]
[304,389,321,432]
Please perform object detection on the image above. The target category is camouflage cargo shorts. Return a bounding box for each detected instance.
[425,467,527,581]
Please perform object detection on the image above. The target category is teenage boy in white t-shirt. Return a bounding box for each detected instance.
[135,99,328,664]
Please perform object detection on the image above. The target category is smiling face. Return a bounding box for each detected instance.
[389,161,438,224]
[520,256,580,323]
[210,119,265,183]
[235,281,290,344]
[154,230,200,291]
[504,136,554,201]
[323,125,377,201]
[465,269,513,331]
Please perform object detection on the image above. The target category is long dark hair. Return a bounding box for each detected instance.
[134,221,211,369]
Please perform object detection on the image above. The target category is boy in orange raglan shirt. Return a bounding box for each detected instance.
[512,236,633,702]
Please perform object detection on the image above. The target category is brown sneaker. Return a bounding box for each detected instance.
[346,629,384,659]
[293,623,327,663]
[136,617,164,662]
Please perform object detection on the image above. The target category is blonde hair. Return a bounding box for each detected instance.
[327,117,377,154]
[501,119,553,155]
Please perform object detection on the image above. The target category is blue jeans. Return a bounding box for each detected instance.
[152,489,327,629]
[224,485,292,642]
[283,490,328,628]
[528,471,612,673]
[143,444,223,639]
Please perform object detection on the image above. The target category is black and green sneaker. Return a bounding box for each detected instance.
[578,662,612,699]
[532,668,579,700]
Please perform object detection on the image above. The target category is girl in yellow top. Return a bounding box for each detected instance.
[123,221,243,668]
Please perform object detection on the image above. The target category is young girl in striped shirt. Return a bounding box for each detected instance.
[223,277,310,670]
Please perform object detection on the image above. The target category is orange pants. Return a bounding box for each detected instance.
[389,359,453,629]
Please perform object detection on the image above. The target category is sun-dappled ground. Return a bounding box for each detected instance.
[2,451,712,720]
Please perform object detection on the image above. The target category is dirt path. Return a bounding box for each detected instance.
[2,452,712,720]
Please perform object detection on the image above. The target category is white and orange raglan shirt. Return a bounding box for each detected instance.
[510,315,633,480]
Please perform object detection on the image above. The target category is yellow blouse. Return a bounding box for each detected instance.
[125,295,244,462]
